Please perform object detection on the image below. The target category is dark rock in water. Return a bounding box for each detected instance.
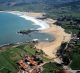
[18,29,39,35]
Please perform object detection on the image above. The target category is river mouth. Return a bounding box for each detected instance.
[0,12,55,46]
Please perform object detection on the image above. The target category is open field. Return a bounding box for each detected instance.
[0,44,36,73]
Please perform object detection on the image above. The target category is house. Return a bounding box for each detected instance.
[25,55,37,66]
[17,60,28,71]
[17,55,42,73]
[30,66,41,73]
[65,70,70,73]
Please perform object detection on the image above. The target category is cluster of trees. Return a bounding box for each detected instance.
[57,42,72,66]
[42,62,65,73]
[55,16,80,35]
[70,36,80,69]
[56,16,80,27]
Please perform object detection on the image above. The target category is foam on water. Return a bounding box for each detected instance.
[7,11,49,30]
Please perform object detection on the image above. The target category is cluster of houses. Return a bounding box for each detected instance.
[17,55,43,73]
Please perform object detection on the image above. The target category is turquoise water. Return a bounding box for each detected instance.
[0,12,54,45]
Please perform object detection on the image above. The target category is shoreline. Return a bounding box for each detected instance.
[0,11,49,30]
[0,11,71,60]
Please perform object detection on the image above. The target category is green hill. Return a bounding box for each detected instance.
[0,0,80,18]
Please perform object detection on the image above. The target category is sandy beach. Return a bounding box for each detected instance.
[35,24,71,59]
[1,11,71,59]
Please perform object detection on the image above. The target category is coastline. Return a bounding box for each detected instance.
[1,11,49,30]
[0,11,71,60]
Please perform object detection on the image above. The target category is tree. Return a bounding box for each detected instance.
[42,62,65,73]
[77,31,80,38]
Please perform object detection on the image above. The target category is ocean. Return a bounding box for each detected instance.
[0,12,54,46]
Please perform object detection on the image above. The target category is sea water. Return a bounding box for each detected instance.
[0,12,54,45]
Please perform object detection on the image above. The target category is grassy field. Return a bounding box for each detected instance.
[0,44,37,73]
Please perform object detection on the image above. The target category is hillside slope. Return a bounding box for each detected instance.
[0,0,80,18]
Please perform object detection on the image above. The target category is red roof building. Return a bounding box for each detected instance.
[18,60,28,71]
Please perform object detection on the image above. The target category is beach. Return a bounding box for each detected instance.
[1,11,71,59]
[35,24,71,59]
[5,11,49,30]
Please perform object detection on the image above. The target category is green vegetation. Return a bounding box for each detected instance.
[0,47,22,73]
[42,62,65,73]
[0,0,80,18]
[0,44,35,73]
[55,15,80,69]
[70,42,80,70]
[71,53,80,70]
[0,43,49,73]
